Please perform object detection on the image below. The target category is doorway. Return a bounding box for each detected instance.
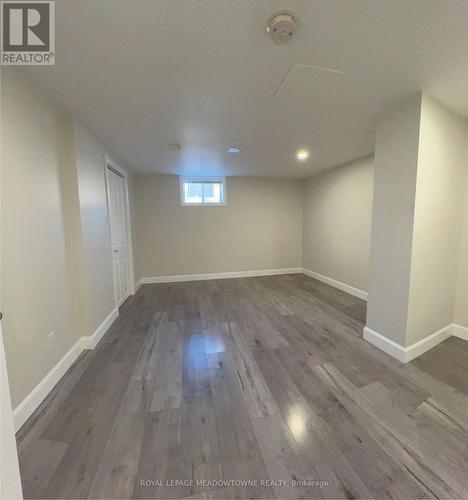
[105,157,134,307]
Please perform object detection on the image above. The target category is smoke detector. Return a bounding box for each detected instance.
[267,11,296,44]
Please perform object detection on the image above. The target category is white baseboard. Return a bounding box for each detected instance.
[80,307,118,350]
[363,326,407,362]
[13,339,84,431]
[137,267,303,286]
[404,324,453,362]
[133,280,142,294]
[13,307,119,432]
[302,268,368,301]
[452,323,468,341]
[136,268,368,303]
[363,323,456,363]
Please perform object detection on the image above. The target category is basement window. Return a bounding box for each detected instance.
[180,177,226,206]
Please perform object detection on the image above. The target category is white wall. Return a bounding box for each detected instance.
[366,93,468,350]
[0,329,22,499]
[302,157,374,291]
[2,70,466,419]
[454,157,468,329]
[1,69,80,407]
[1,120,22,496]
[1,70,135,418]
[134,175,303,278]
[366,94,422,347]
[73,120,119,334]
[127,173,139,285]
[406,96,468,344]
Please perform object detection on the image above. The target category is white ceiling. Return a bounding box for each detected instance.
[22,0,468,178]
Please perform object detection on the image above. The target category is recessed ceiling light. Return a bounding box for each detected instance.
[296,149,309,161]
[228,146,241,154]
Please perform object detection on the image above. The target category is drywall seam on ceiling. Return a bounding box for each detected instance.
[273,62,347,98]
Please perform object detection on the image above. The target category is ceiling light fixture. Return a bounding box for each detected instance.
[296,149,309,161]
[227,146,241,154]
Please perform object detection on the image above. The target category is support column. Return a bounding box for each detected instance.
[364,93,468,362]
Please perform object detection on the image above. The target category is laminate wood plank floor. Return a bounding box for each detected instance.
[16,274,468,499]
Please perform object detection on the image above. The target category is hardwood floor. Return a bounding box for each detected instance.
[16,274,468,499]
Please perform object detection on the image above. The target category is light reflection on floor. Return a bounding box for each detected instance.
[287,405,307,442]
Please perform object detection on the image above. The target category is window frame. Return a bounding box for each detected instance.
[179,176,227,207]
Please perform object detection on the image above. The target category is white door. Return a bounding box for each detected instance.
[107,167,129,306]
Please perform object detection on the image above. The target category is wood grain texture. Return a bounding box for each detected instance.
[17,274,468,499]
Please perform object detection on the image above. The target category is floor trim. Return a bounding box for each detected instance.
[133,279,143,294]
[137,267,303,286]
[452,323,468,341]
[81,308,119,350]
[363,327,407,362]
[138,268,368,302]
[13,307,119,432]
[12,339,84,432]
[364,323,456,363]
[302,268,368,301]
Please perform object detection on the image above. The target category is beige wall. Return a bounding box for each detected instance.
[367,93,468,348]
[73,120,118,334]
[454,164,468,329]
[127,172,139,285]
[366,95,422,346]
[134,175,303,278]
[1,69,80,407]
[2,72,466,412]
[1,70,135,411]
[1,326,22,500]
[302,157,374,291]
[406,96,468,344]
